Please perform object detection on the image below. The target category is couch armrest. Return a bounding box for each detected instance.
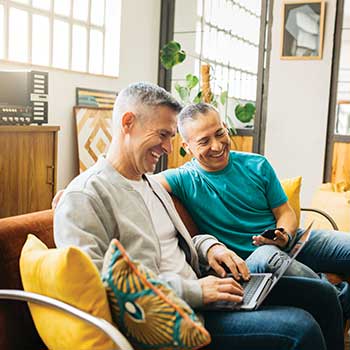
[301,208,339,230]
[0,289,134,350]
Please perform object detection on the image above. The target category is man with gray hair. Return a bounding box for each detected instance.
[54,83,344,350]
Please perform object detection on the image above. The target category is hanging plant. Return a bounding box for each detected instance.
[234,103,256,123]
[160,41,186,70]
[160,40,255,157]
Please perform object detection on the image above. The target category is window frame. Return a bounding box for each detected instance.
[324,0,350,181]
[0,0,120,78]
[157,0,272,157]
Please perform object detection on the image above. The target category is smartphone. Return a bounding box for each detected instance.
[261,227,284,240]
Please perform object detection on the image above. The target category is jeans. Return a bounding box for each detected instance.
[246,229,350,319]
[202,276,344,350]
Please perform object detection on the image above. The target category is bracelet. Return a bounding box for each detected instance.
[284,231,294,250]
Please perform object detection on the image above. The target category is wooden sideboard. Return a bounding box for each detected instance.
[0,125,60,218]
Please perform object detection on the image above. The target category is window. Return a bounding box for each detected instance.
[195,0,262,129]
[171,0,269,137]
[0,0,121,77]
[324,0,350,183]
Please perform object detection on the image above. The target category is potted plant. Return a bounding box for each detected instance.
[160,40,256,141]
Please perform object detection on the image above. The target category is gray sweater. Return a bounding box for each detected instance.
[54,156,221,307]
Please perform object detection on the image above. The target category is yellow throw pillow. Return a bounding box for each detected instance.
[280,176,302,225]
[19,234,115,350]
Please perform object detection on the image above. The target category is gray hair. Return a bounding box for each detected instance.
[112,82,182,128]
[178,103,219,141]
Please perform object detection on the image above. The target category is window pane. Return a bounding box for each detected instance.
[89,29,103,74]
[11,0,30,4]
[91,0,105,26]
[9,7,28,62]
[72,24,87,71]
[0,5,3,59]
[104,0,121,76]
[73,0,89,21]
[53,20,69,69]
[54,0,71,16]
[32,0,51,11]
[32,14,50,66]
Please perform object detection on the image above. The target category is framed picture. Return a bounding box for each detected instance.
[281,0,325,60]
[73,106,113,173]
[76,87,117,108]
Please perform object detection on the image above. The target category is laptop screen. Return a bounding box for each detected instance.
[270,224,312,283]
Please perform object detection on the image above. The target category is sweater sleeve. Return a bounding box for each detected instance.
[54,191,115,272]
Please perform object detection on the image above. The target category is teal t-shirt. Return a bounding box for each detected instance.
[163,151,288,259]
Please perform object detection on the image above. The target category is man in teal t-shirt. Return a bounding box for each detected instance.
[162,150,287,260]
[154,103,350,297]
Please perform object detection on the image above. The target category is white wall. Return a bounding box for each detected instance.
[0,0,161,189]
[265,0,337,206]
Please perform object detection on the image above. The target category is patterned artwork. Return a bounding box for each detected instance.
[74,107,113,173]
[76,87,116,108]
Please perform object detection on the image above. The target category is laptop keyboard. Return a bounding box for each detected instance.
[206,274,267,310]
[241,274,267,304]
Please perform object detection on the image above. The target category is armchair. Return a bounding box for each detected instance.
[0,289,133,350]
[0,209,133,350]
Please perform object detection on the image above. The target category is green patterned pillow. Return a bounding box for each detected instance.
[102,239,211,350]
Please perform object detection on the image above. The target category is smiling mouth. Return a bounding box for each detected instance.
[210,149,226,158]
[151,151,161,162]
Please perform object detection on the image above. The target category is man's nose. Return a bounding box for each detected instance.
[210,138,221,151]
[162,138,173,154]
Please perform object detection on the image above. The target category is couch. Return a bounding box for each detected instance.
[0,198,344,349]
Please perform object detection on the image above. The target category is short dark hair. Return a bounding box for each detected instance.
[178,103,219,141]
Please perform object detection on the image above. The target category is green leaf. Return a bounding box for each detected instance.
[234,103,256,123]
[220,91,228,105]
[228,127,237,136]
[180,146,187,157]
[185,74,199,89]
[225,115,237,135]
[160,41,186,70]
[193,91,202,104]
[175,84,189,102]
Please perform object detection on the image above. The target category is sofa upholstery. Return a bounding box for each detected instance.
[0,210,54,350]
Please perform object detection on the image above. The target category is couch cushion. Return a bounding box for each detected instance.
[0,210,54,350]
[102,238,211,350]
[20,234,115,350]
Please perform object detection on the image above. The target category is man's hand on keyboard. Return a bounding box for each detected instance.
[199,275,244,304]
[207,244,251,281]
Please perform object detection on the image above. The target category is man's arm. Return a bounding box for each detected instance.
[54,191,114,272]
[154,173,251,281]
[272,201,298,235]
[152,174,172,193]
[252,202,298,249]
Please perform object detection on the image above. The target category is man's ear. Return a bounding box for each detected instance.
[121,112,135,133]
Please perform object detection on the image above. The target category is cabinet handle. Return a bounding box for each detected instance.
[46,165,54,185]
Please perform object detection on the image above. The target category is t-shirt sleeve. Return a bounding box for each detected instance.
[262,158,288,209]
[162,168,187,201]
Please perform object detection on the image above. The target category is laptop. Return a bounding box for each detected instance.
[207,222,313,311]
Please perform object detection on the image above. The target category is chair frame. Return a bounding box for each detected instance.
[301,207,339,230]
[0,289,134,350]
